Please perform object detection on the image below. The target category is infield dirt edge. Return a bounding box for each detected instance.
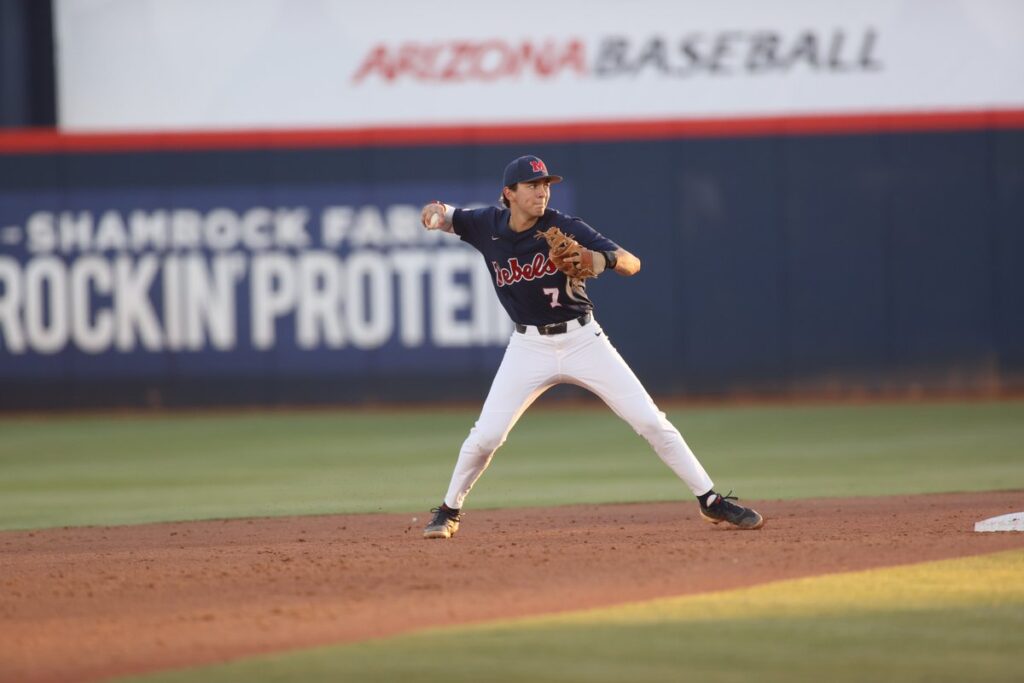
[2,490,1024,683]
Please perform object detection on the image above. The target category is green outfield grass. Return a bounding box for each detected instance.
[1,400,1022,530]
[118,549,1024,683]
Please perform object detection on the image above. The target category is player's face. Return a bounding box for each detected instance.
[508,179,551,217]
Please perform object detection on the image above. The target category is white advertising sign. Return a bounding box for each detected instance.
[54,0,1024,131]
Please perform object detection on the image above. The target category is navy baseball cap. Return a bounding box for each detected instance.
[502,155,563,187]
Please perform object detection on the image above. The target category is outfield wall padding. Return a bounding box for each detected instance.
[0,128,1021,408]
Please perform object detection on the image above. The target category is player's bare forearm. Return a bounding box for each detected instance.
[611,249,641,276]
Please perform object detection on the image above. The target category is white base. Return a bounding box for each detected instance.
[974,512,1024,532]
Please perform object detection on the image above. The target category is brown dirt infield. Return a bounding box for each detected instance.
[2,490,1023,683]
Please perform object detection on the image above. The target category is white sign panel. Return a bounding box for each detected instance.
[54,0,1024,131]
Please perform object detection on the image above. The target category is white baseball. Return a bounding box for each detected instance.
[427,213,440,229]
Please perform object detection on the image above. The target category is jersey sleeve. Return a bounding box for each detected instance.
[560,216,620,253]
[452,207,499,248]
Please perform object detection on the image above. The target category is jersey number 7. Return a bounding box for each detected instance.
[543,288,563,308]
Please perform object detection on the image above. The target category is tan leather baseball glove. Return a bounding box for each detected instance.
[535,227,603,279]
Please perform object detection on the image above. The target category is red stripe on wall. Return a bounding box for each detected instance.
[2,109,1023,154]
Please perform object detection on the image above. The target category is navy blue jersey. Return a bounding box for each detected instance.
[452,207,619,326]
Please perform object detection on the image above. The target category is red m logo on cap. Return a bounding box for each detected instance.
[530,160,546,173]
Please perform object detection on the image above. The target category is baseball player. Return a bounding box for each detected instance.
[420,155,763,539]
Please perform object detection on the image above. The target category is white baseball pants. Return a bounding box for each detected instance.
[443,317,714,509]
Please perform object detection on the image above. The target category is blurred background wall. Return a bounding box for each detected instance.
[1,0,1022,409]
[0,0,54,127]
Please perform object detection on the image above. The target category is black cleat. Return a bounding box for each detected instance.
[700,491,764,530]
[423,504,462,539]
